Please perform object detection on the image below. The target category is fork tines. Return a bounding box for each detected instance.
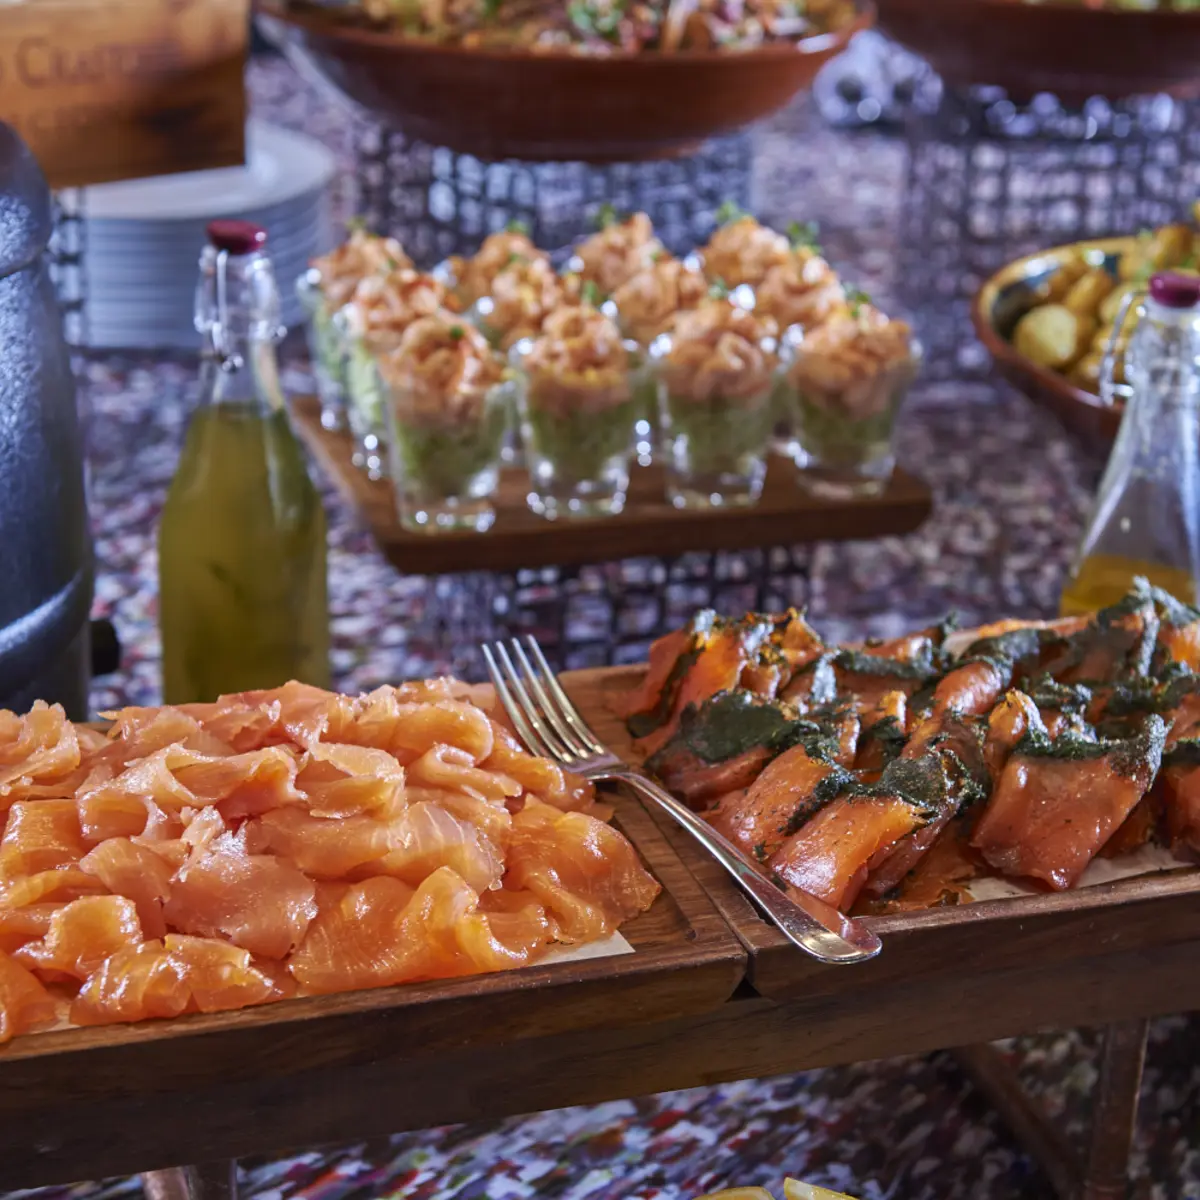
[481,637,605,767]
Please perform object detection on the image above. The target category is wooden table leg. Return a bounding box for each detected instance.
[954,1043,1079,1200]
[1079,1019,1149,1200]
[143,1162,238,1200]
[955,1019,1150,1200]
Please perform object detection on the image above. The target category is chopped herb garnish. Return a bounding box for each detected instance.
[581,279,603,307]
[716,199,746,225]
[786,219,821,251]
[345,215,369,234]
[708,277,731,300]
[594,202,621,230]
[449,324,465,341]
[482,0,501,17]
[506,219,530,235]
[845,285,871,317]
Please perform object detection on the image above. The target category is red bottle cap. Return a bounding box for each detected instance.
[1149,272,1200,309]
[207,219,268,256]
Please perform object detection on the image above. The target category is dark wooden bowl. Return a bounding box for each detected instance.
[874,0,1200,103]
[255,0,873,163]
[972,236,1129,449]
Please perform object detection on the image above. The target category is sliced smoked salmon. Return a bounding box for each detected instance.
[295,742,405,819]
[0,799,88,879]
[246,806,393,880]
[972,717,1165,889]
[369,801,507,893]
[164,828,317,959]
[769,788,923,912]
[15,895,142,982]
[0,949,58,1042]
[79,838,175,939]
[70,934,279,1026]
[289,869,542,993]
[0,903,61,955]
[505,800,661,942]
[0,679,662,1040]
[706,744,842,863]
[0,702,81,807]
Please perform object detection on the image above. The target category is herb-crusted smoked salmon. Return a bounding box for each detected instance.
[622,580,1200,914]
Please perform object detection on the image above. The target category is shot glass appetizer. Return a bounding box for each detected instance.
[608,254,709,464]
[696,208,792,289]
[440,226,548,308]
[339,267,448,478]
[783,303,920,499]
[755,249,846,456]
[511,305,640,519]
[299,229,411,432]
[566,210,664,298]
[651,298,778,509]
[378,315,512,534]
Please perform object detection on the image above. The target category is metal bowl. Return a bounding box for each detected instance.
[255,0,873,163]
[972,236,1131,449]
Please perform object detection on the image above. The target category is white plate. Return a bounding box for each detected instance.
[84,209,331,253]
[82,121,337,222]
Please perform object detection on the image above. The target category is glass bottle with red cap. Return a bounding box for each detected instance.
[1061,271,1200,615]
[158,219,331,703]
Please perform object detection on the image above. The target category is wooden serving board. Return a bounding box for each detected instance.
[0,789,744,1188]
[567,666,1200,1004]
[294,397,933,575]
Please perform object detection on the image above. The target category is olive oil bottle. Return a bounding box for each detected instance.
[1061,273,1200,616]
[158,220,330,703]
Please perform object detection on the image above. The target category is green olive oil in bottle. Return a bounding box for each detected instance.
[158,220,330,703]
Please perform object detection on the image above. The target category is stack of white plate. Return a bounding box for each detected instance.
[82,121,338,351]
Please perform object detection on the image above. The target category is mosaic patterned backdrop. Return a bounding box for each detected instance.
[15,56,1199,1200]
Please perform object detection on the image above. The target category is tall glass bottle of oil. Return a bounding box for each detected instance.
[158,220,330,703]
[1062,273,1200,615]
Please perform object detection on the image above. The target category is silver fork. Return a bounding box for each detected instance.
[482,637,883,965]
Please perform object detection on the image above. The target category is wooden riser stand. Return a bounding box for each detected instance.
[138,1024,1149,1200]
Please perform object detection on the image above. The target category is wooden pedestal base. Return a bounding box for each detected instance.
[955,1020,1149,1200]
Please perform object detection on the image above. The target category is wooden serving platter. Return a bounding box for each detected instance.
[0,789,744,1188]
[294,397,933,576]
[567,667,1200,1004]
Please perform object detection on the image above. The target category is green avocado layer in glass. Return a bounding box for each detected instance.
[390,388,510,498]
[523,390,639,482]
[346,339,386,436]
[661,389,772,475]
[794,392,900,467]
[311,303,346,388]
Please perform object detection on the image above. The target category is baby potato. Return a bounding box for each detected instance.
[1037,255,1089,303]
[1099,281,1140,324]
[1119,248,1148,283]
[1069,352,1103,391]
[1013,304,1094,370]
[1148,223,1193,270]
[1062,267,1114,316]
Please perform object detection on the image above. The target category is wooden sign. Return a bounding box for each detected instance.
[0,0,249,190]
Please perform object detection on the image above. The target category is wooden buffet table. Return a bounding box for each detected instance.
[3,681,1195,1200]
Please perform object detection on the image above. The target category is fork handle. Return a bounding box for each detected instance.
[613,770,882,965]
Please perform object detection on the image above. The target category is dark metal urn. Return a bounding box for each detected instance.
[0,121,93,720]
